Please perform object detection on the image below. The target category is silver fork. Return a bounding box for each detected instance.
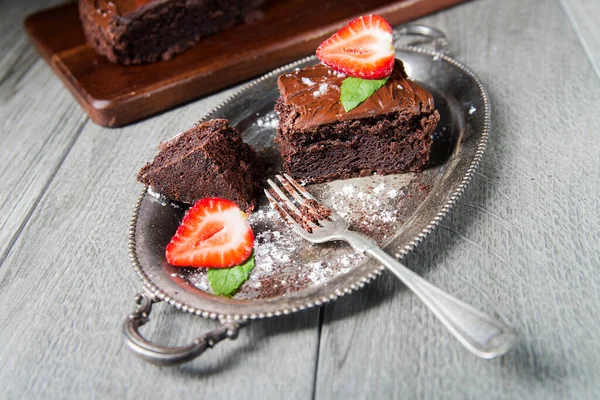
[265,173,518,359]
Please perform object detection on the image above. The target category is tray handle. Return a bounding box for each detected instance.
[394,24,449,53]
[123,291,246,366]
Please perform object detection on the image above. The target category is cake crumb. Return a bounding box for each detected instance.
[177,171,428,300]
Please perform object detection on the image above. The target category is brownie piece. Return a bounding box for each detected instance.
[79,0,266,65]
[275,60,440,184]
[137,119,261,212]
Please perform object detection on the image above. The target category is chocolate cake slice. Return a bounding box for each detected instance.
[275,60,440,184]
[79,0,266,65]
[137,119,261,212]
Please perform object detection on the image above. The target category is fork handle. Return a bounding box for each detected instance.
[339,231,518,359]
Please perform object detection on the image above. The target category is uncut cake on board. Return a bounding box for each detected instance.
[79,0,266,64]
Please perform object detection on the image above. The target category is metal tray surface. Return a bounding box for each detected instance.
[129,47,490,321]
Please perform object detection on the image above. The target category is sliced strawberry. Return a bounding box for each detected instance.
[166,198,254,268]
[316,14,395,79]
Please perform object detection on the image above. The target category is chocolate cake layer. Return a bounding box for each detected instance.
[79,0,265,65]
[277,112,438,183]
[275,60,440,184]
[137,119,261,212]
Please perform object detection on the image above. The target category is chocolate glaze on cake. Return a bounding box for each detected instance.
[277,62,435,131]
[79,0,266,65]
[137,119,261,212]
[275,60,441,183]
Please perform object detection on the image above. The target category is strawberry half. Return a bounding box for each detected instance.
[166,198,254,268]
[316,14,395,79]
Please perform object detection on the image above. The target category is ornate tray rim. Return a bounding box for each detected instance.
[127,46,491,322]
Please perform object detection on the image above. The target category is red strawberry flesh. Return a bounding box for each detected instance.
[166,198,254,268]
[316,14,395,79]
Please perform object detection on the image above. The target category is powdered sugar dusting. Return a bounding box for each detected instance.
[255,112,279,129]
[147,186,166,202]
[187,271,210,292]
[168,172,433,300]
[312,83,329,98]
[342,184,355,197]
[301,77,316,86]
[324,68,346,77]
[147,187,182,208]
[235,207,364,297]
[324,174,414,240]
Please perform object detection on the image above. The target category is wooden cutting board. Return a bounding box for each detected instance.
[25,0,467,127]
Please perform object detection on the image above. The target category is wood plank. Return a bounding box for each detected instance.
[0,0,88,266]
[3,0,600,398]
[560,0,600,78]
[315,0,600,398]
[0,85,321,398]
[25,0,468,127]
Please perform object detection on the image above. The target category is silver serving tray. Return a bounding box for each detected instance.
[123,26,490,365]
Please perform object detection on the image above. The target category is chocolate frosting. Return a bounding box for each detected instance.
[277,60,436,131]
[82,0,160,27]
[94,0,156,15]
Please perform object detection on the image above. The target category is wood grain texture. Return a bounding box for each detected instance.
[24,0,468,127]
[0,0,88,266]
[315,0,600,398]
[2,0,600,398]
[0,82,321,398]
[561,0,600,78]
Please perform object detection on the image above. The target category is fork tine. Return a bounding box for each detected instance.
[283,173,316,200]
[266,178,304,217]
[275,174,326,223]
[263,188,280,211]
[275,174,306,205]
[264,189,313,238]
[276,174,325,221]
[327,212,345,223]
[266,179,319,231]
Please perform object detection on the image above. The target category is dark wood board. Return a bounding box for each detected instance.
[25,0,467,128]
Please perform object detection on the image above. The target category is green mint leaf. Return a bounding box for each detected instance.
[208,253,255,297]
[340,76,389,112]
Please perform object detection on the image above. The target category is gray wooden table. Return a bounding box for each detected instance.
[1,0,599,398]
